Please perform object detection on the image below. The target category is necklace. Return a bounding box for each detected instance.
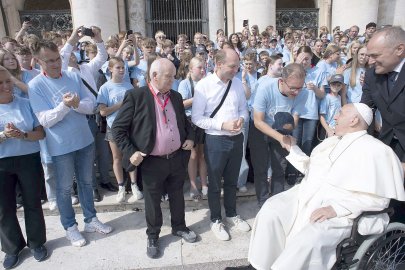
[328,133,366,167]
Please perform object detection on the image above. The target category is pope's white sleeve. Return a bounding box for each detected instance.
[326,191,390,219]
[286,145,310,174]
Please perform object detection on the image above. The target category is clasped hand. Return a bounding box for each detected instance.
[4,123,24,139]
[63,92,80,109]
[310,206,337,223]
[222,118,244,133]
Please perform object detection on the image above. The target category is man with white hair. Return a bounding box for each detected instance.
[247,103,405,270]
[112,58,196,258]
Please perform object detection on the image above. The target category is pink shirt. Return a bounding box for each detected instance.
[149,84,181,156]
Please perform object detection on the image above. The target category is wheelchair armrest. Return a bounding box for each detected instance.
[350,207,394,241]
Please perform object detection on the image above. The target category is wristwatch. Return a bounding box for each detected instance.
[23,132,28,140]
[0,131,7,143]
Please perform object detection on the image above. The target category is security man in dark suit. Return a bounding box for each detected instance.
[112,58,196,258]
[361,26,405,222]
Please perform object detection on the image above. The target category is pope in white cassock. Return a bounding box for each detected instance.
[248,103,405,270]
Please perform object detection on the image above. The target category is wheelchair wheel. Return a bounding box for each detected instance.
[350,222,405,270]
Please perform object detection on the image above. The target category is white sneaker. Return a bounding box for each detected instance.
[66,224,86,247]
[225,215,251,232]
[210,220,230,241]
[116,185,126,203]
[71,196,79,205]
[84,217,113,234]
[48,201,58,211]
[130,183,143,201]
[202,186,208,196]
[238,186,248,193]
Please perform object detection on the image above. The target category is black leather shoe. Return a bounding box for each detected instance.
[3,253,19,269]
[99,182,118,192]
[172,228,197,243]
[31,245,48,262]
[93,189,101,202]
[146,238,160,259]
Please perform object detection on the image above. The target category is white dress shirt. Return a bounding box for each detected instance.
[191,73,248,136]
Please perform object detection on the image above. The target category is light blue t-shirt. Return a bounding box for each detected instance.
[0,96,40,158]
[344,67,365,103]
[13,70,37,99]
[252,76,297,126]
[316,60,338,92]
[97,80,133,127]
[28,71,94,157]
[131,59,147,87]
[178,78,198,117]
[293,66,326,120]
[319,94,341,128]
[236,70,259,111]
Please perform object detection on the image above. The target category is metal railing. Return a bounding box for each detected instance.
[146,0,208,42]
[19,10,72,37]
[276,8,319,32]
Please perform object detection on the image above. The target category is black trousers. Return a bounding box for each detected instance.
[140,150,189,240]
[389,138,405,223]
[0,152,46,255]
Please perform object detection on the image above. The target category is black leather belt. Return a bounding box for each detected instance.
[151,149,181,159]
[86,114,96,120]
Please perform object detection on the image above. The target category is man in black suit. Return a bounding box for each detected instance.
[112,58,196,258]
[361,26,405,222]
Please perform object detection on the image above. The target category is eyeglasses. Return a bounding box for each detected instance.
[157,36,166,39]
[284,80,305,92]
[38,56,61,65]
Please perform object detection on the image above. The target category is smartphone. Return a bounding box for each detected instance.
[243,19,249,28]
[126,30,133,36]
[23,17,31,22]
[82,27,94,37]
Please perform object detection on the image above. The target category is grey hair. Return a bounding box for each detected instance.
[282,63,306,80]
[375,26,405,46]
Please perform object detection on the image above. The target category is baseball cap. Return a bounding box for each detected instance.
[272,112,295,135]
[329,74,344,84]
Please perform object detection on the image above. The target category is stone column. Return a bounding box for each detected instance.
[2,0,23,37]
[392,0,405,28]
[233,0,276,34]
[69,0,119,40]
[208,0,224,40]
[331,0,379,33]
[127,0,146,35]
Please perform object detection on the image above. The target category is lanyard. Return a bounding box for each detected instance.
[148,83,170,124]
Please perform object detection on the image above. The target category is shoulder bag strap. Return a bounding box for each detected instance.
[189,77,195,97]
[81,78,98,97]
[210,80,232,118]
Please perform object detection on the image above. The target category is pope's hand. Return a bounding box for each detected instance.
[130,151,147,166]
[182,139,194,150]
[310,206,337,223]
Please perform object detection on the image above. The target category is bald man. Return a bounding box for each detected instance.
[112,58,196,258]
[361,26,405,222]
[248,103,405,270]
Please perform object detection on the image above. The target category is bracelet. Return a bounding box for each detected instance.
[0,131,7,143]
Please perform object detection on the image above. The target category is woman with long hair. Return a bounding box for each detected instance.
[344,44,369,103]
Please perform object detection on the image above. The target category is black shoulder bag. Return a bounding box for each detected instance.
[81,78,107,133]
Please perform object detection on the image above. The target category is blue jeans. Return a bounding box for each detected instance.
[42,162,56,202]
[293,118,318,155]
[53,143,97,229]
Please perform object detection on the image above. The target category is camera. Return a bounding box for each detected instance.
[126,30,133,36]
[243,19,249,28]
[23,17,31,22]
[81,27,94,37]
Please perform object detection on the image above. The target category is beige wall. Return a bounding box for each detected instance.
[69,0,119,40]
[232,0,276,34]
[332,0,379,33]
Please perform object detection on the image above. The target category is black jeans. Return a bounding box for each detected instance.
[140,150,189,240]
[0,152,46,255]
[204,133,243,221]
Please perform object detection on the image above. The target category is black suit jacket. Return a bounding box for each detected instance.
[361,64,405,156]
[111,86,194,171]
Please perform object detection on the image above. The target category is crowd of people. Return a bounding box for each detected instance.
[0,17,405,270]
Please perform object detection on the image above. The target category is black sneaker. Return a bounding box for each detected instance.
[172,228,197,243]
[31,245,48,262]
[146,238,160,259]
[3,253,19,269]
[93,189,101,202]
[99,182,118,192]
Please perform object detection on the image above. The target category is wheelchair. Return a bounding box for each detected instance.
[333,208,405,270]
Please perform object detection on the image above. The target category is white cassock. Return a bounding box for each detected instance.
[248,130,405,270]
